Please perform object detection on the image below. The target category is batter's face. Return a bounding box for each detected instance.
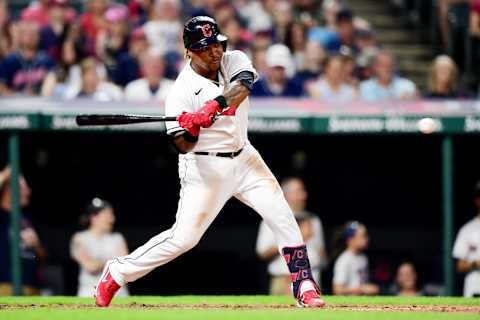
[189,42,224,74]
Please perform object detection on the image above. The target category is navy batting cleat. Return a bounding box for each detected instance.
[282,244,326,308]
[95,264,121,307]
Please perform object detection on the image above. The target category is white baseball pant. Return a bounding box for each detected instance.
[108,143,304,285]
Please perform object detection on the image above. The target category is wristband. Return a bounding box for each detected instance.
[213,95,228,110]
[183,131,199,143]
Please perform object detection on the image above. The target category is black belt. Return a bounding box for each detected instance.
[194,148,243,159]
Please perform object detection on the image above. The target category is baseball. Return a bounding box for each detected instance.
[417,117,437,134]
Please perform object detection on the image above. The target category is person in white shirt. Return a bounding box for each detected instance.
[124,50,174,101]
[95,16,325,308]
[307,54,356,103]
[257,177,327,295]
[452,182,480,297]
[333,221,379,295]
[63,58,123,101]
[359,50,417,101]
[70,198,129,297]
[143,0,182,55]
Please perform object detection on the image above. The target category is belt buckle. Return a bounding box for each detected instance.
[229,152,235,159]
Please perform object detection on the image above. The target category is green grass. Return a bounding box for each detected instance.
[1,296,479,320]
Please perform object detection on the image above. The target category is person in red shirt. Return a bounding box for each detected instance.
[79,0,110,56]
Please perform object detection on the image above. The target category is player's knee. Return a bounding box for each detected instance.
[175,234,201,253]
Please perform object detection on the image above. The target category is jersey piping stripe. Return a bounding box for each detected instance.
[115,158,190,264]
[166,126,184,135]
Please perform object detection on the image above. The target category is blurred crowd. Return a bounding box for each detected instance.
[0,0,479,102]
[1,165,480,297]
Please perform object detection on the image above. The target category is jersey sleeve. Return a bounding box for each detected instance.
[223,50,258,83]
[333,254,349,285]
[452,227,469,260]
[164,85,194,135]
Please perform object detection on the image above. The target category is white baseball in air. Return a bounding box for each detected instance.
[417,117,437,134]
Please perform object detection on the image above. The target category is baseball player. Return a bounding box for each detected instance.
[94,16,325,308]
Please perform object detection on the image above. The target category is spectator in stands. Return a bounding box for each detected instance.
[307,55,356,103]
[63,58,122,100]
[332,221,379,296]
[251,47,269,78]
[0,0,13,60]
[70,198,129,297]
[452,181,480,297]
[143,0,183,56]
[21,0,52,27]
[111,27,149,88]
[292,0,322,27]
[471,0,480,38]
[239,0,274,34]
[251,43,303,97]
[256,177,326,295]
[359,50,417,101]
[96,4,130,86]
[438,0,470,52]
[292,41,325,91]
[0,166,46,296]
[222,16,252,53]
[321,0,342,30]
[335,9,358,54]
[125,50,174,101]
[62,20,88,66]
[272,0,293,44]
[39,0,71,62]
[285,22,307,70]
[390,262,423,296]
[128,0,153,27]
[425,55,462,98]
[341,51,358,88]
[79,0,110,57]
[0,21,56,96]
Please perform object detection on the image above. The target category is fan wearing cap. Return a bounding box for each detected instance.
[250,44,303,97]
[452,181,480,297]
[94,15,326,308]
[332,221,379,295]
[70,198,129,297]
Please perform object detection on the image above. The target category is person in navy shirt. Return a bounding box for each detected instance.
[251,44,303,97]
[0,21,56,96]
[0,167,46,295]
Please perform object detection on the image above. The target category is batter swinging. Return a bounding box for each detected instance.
[95,16,325,308]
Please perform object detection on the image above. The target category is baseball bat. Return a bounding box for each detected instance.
[76,114,177,126]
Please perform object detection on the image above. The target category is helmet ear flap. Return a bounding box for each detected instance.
[221,41,227,51]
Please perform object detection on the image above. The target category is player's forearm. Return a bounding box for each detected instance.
[223,81,250,109]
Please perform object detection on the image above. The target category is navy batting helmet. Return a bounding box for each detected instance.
[183,16,228,51]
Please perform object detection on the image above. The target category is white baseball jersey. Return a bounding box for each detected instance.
[165,50,257,153]
[452,217,480,297]
[333,250,369,289]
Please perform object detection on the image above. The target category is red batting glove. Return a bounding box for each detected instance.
[177,112,200,137]
[196,100,222,128]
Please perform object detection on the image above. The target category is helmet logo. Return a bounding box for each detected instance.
[201,24,213,37]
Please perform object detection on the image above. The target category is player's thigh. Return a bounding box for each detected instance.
[175,156,233,234]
